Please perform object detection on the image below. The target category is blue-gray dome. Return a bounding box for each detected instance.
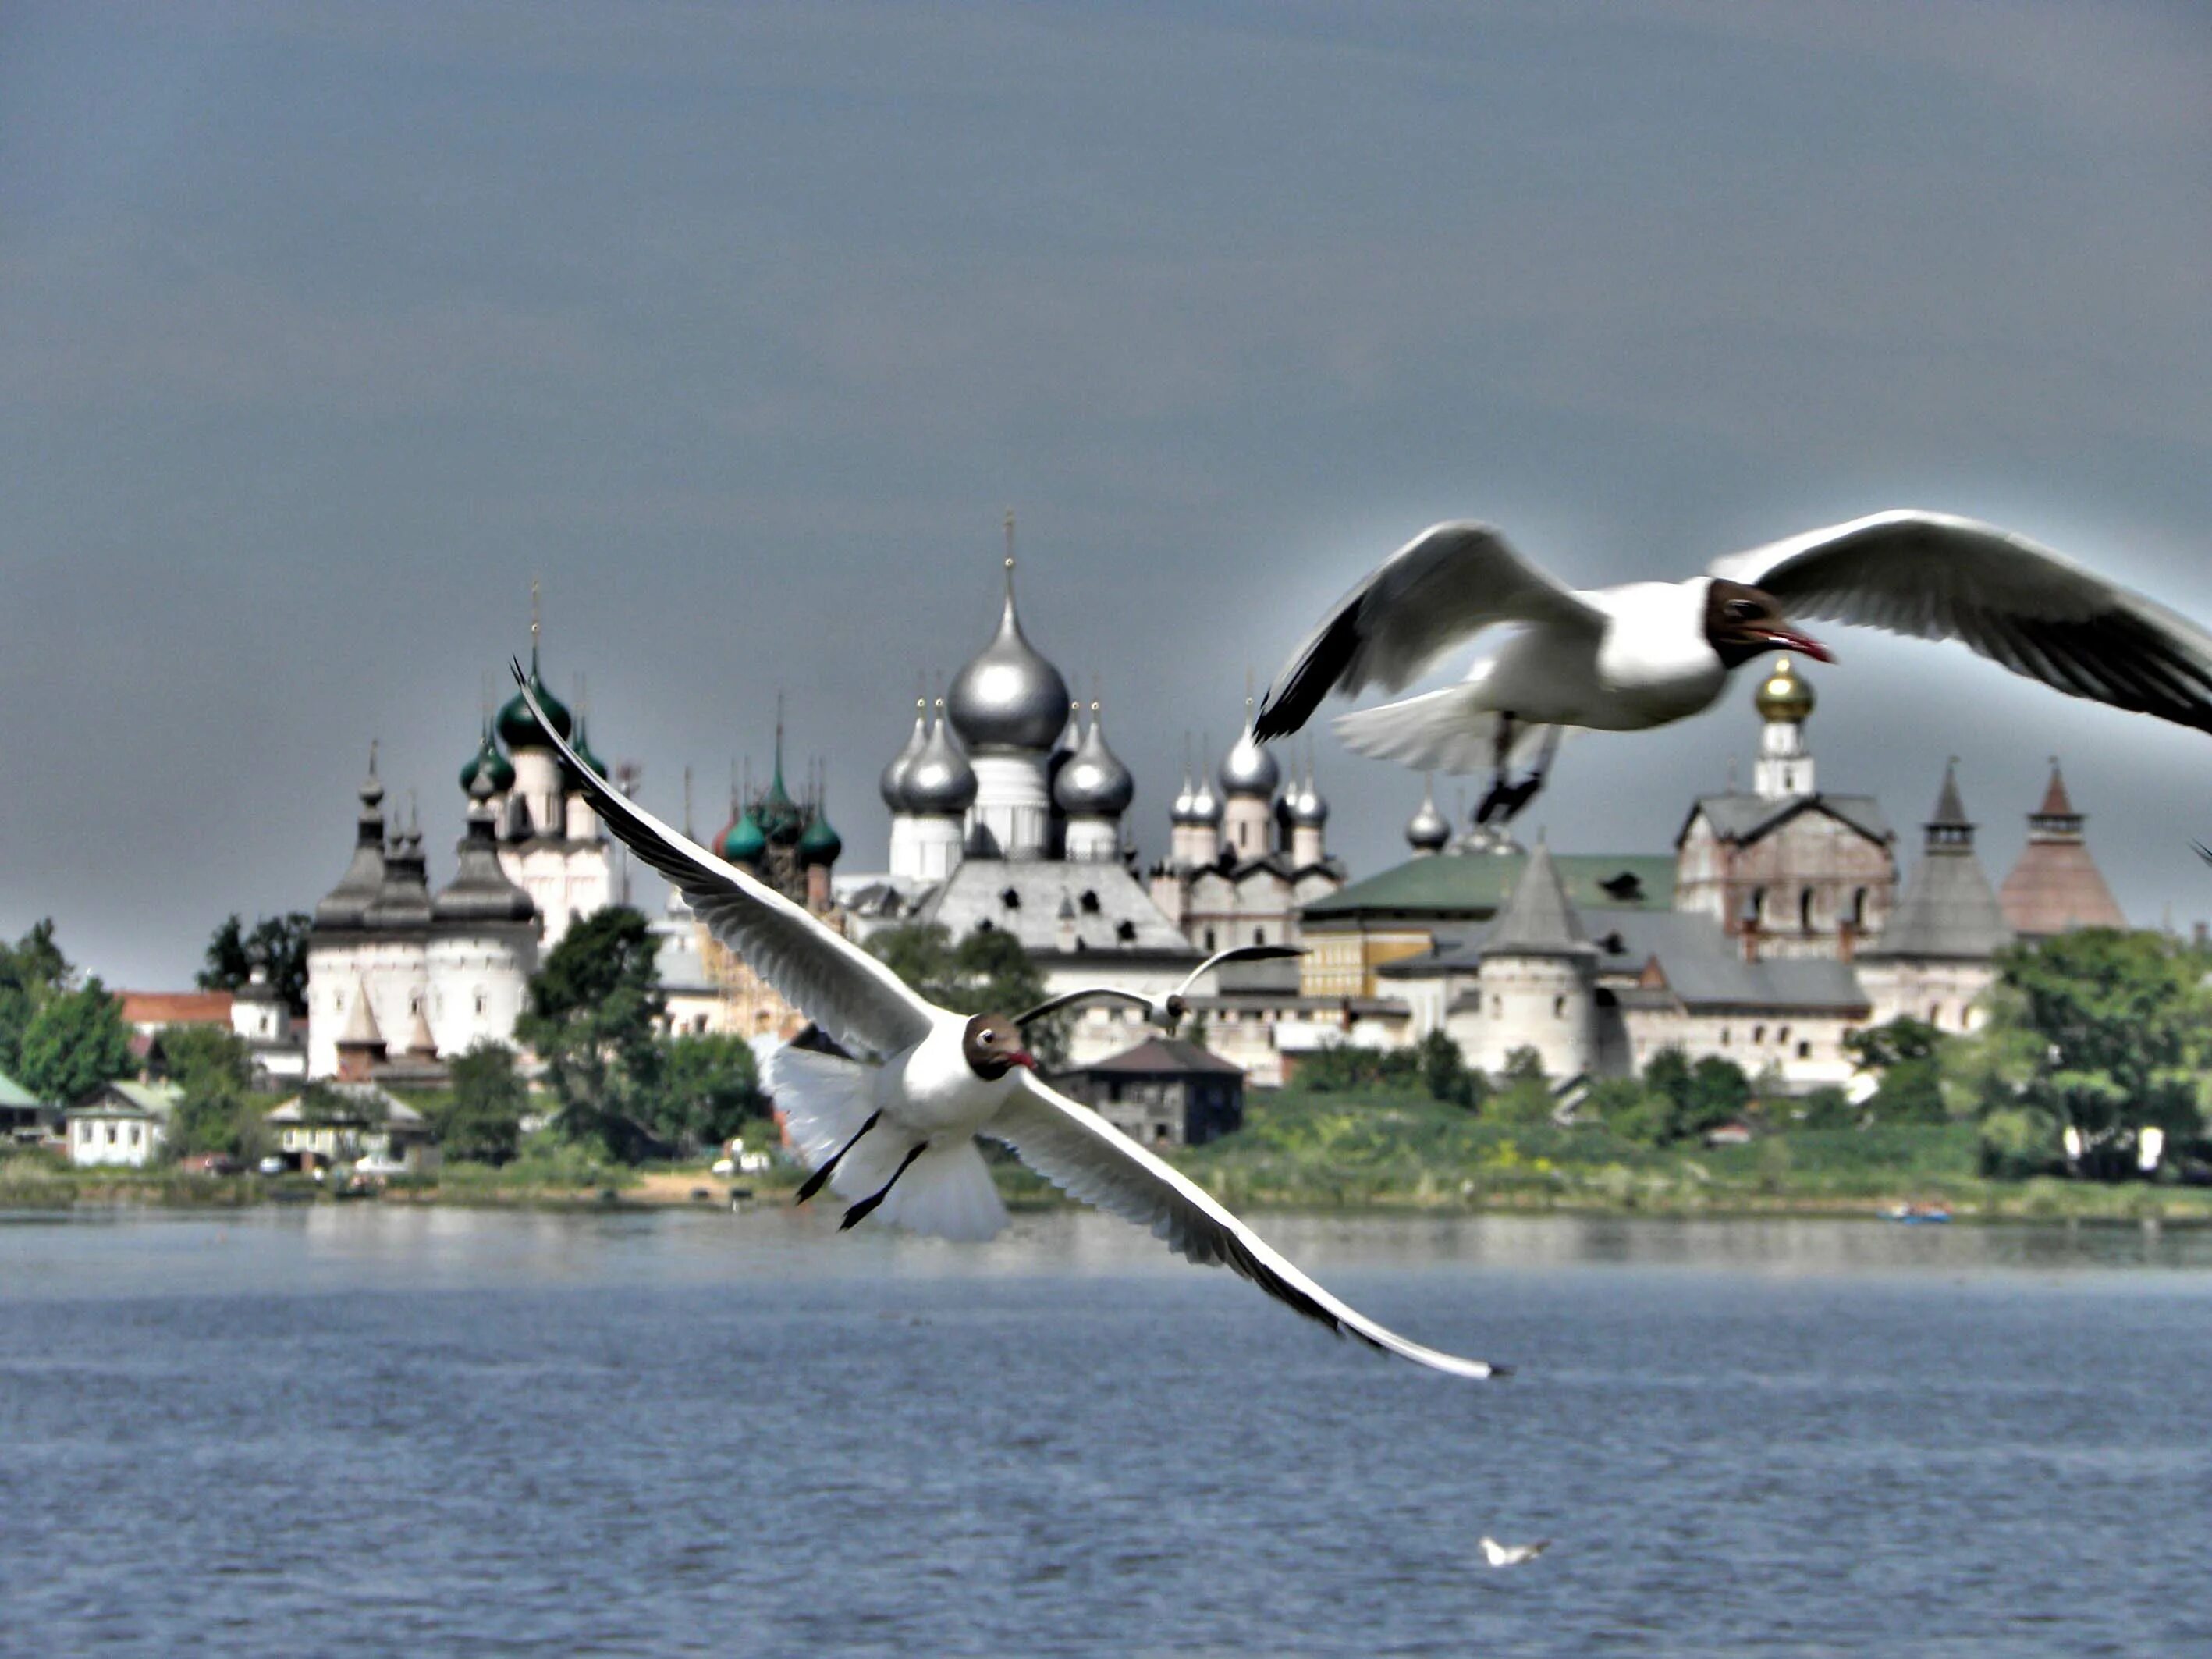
[946,560,1070,753]
[1289,773,1330,828]
[879,699,929,813]
[1053,704,1134,817]
[1406,778,1450,851]
[1219,719,1280,798]
[904,703,978,815]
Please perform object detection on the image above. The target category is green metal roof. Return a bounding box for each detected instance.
[0,1071,41,1109]
[1301,850,1677,922]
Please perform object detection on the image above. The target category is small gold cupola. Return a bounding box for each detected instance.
[1756,654,1816,723]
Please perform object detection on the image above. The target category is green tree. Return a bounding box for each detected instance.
[1486,1047,1555,1125]
[0,918,72,1077]
[649,1033,765,1154]
[1625,1048,1749,1143]
[17,978,133,1104]
[1842,1017,1953,1124]
[435,1042,531,1164]
[1418,1029,1487,1110]
[1793,1085,1856,1129]
[866,922,1063,1064]
[517,907,668,1160]
[197,912,312,1017]
[1988,929,2211,1178]
[1296,1040,1419,1093]
[157,1024,258,1157]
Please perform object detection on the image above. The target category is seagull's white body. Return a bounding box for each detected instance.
[510,673,1504,1380]
[1262,510,2212,776]
[1479,1536,1551,1568]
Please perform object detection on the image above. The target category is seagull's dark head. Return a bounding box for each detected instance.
[962,1014,1037,1081]
[1704,579,1834,670]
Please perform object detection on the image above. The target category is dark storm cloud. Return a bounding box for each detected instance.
[2,1,2209,982]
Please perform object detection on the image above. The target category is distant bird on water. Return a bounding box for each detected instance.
[509,666,1504,1380]
[1479,1536,1551,1568]
[1255,511,2212,824]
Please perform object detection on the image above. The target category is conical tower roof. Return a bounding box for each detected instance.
[1867,762,2013,961]
[337,982,385,1051]
[1999,758,2125,936]
[315,744,389,931]
[434,773,538,925]
[1483,842,1594,957]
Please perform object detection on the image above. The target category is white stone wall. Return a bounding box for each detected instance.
[1859,958,1999,1035]
[1063,816,1120,863]
[1220,796,1272,861]
[426,932,537,1059]
[1471,954,1596,1078]
[510,751,564,837]
[968,754,1051,859]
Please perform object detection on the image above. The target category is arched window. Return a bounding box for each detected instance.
[1752,1024,1765,1044]
[1848,887,1869,928]
[1929,1003,1944,1027]
[1720,1026,1731,1046]
[1553,996,1566,1018]
[1253,928,1266,947]
[1798,889,1814,931]
[1796,1039,1811,1058]
[1203,927,1217,951]
[1742,887,1766,927]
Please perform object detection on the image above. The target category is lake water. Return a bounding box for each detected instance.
[4,1205,2210,1657]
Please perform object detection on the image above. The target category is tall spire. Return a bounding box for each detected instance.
[529,575,541,674]
[682,764,694,842]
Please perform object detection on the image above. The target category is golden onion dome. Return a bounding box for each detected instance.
[1755,654,1815,722]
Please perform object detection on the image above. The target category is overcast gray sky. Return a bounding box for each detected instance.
[5,1,2210,987]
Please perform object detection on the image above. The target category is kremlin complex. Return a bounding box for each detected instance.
[290,558,2130,1110]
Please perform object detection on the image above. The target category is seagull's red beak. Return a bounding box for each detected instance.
[1008,1050,1039,1071]
[1763,625,1834,663]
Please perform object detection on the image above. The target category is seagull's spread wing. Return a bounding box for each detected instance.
[1256,522,1603,740]
[510,667,935,1060]
[1710,511,2212,735]
[986,1072,1504,1379]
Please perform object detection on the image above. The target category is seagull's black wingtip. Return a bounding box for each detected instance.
[1487,1362,1514,1380]
[510,655,529,688]
[2193,840,2212,868]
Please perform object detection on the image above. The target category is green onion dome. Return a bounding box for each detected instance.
[495,650,573,751]
[797,808,843,867]
[722,810,768,866]
[564,715,608,783]
[756,766,804,846]
[460,722,517,796]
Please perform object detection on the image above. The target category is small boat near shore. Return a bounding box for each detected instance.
[1884,1203,1952,1224]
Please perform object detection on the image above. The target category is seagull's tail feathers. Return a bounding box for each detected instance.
[766,1043,880,1178]
[1335,685,1556,775]
[871,1139,1008,1243]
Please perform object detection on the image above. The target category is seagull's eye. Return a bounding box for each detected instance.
[1724,599,1760,622]
[978,1028,996,1043]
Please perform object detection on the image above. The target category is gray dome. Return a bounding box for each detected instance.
[364,805,433,930]
[1186,746,1223,826]
[1053,704,1134,817]
[1405,778,1450,851]
[904,703,978,815]
[946,560,1070,753]
[879,700,929,813]
[1289,773,1330,829]
[1219,719,1280,798]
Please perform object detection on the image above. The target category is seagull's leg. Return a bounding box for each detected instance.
[1489,726,1564,826]
[1474,714,1520,824]
[840,1140,929,1231]
[794,1109,882,1204]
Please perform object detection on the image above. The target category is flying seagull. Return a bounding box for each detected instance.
[1479,1536,1551,1568]
[1010,941,1304,1033]
[509,665,1503,1379]
[1255,511,2212,823]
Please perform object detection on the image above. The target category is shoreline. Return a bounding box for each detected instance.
[6,1164,2207,1227]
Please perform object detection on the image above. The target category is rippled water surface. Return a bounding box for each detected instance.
[5,1206,2210,1657]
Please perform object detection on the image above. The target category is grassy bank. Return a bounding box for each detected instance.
[9,1088,2206,1222]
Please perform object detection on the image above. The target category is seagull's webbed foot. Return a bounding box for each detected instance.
[1475,724,1560,826]
[840,1140,929,1230]
[795,1109,882,1204]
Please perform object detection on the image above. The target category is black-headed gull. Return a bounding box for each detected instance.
[1255,511,2212,823]
[510,666,1503,1379]
[1010,941,1304,1033]
[1479,1536,1551,1567]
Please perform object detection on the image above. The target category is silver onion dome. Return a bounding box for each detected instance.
[1219,711,1280,799]
[1053,703,1135,817]
[904,702,978,815]
[1289,768,1330,829]
[1406,776,1450,851]
[945,559,1071,753]
[1187,742,1223,826]
[879,698,929,813]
